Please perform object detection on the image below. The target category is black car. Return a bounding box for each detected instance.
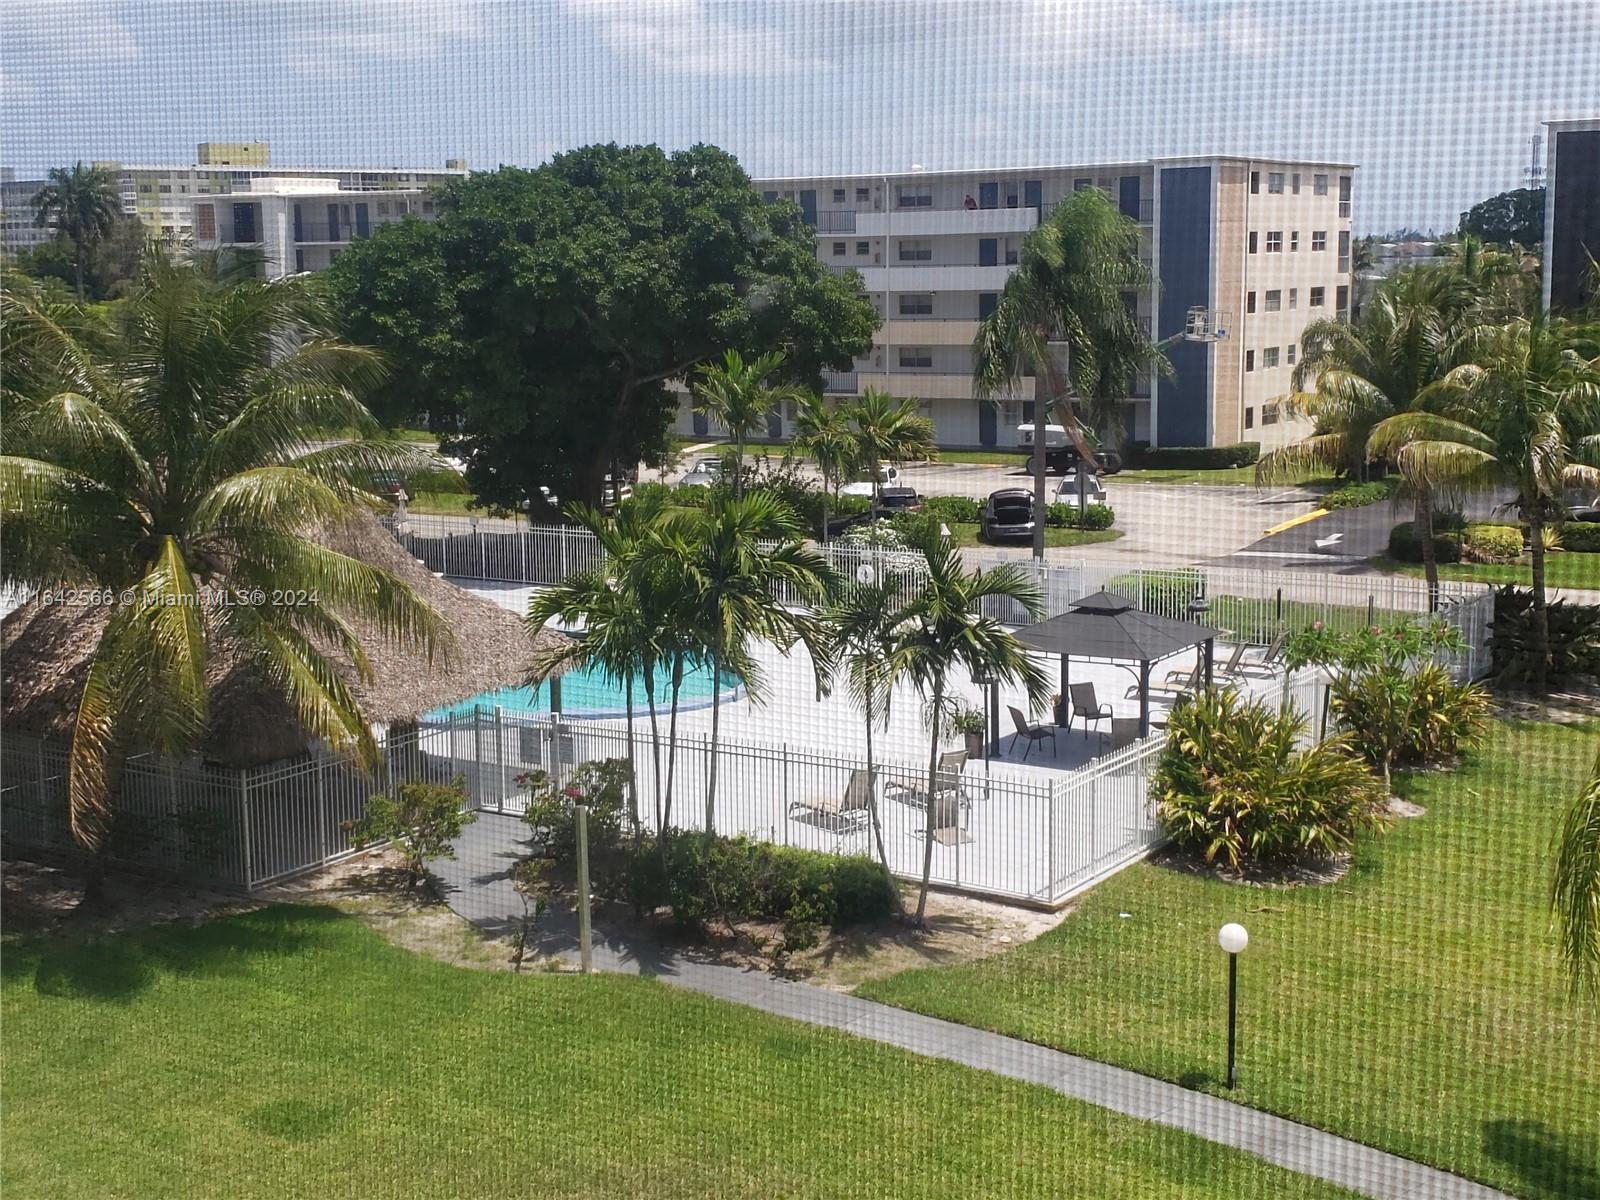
[981,488,1036,542]
[1029,445,1124,476]
[871,486,923,517]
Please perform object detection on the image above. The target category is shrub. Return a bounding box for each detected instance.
[1318,480,1392,510]
[1489,586,1600,684]
[922,495,982,524]
[1401,663,1494,765]
[1106,567,1204,615]
[348,777,475,890]
[1045,502,1115,530]
[1559,521,1600,553]
[521,759,632,889]
[1462,523,1523,563]
[1127,442,1260,470]
[1153,687,1389,869]
[403,465,469,494]
[1387,520,1462,564]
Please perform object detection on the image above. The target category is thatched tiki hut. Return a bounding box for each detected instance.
[1,516,568,885]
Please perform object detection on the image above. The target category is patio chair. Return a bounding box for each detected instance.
[1068,683,1112,742]
[889,751,972,843]
[1235,631,1289,676]
[1007,705,1058,761]
[1108,717,1144,751]
[1133,661,1201,701]
[1210,641,1251,679]
[789,768,874,832]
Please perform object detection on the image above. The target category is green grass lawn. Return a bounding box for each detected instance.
[858,718,1600,1199]
[0,906,1366,1200]
[1115,465,1336,488]
[408,490,480,516]
[1369,554,1600,592]
[946,523,1125,550]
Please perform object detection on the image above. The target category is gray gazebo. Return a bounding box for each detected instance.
[1014,591,1223,737]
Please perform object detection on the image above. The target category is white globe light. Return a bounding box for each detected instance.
[856,564,876,584]
[1218,923,1249,954]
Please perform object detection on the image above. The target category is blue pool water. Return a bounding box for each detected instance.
[426,660,741,720]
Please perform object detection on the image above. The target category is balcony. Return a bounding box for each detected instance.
[852,206,1038,238]
[1130,197,1154,224]
[873,318,981,346]
[851,372,1028,401]
[821,370,858,394]
[815,210,856,234]
[843,263,1018,292]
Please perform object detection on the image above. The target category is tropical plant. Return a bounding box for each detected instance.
[792,392,859,538]
[1,259,448,897]
[692,349,806,497]
[1552,743,1600,999]
[847,388,936,499]
[973,186,1161,558]
[1153,687,1389,870]
[1488,586,1600,685]
[30,162,122,301]
[348,777,475,891]
[885,526,1050,923]
[658,493,838,836]
[1368,311,1600,694]
[520,758,632,891]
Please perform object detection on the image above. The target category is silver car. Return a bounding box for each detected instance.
[679,457,725,488]
[1053,471,1108,508]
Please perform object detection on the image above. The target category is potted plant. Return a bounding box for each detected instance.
[951,709,987,759]
[1051,692,1067,727]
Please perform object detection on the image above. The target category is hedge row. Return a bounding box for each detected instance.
[1127,441,1261,470]
[1319,481,1392,510]
[1387,521,1463,564]
[1561,521,1600,553]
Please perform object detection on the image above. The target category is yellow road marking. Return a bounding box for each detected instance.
[1262,509,1330,537]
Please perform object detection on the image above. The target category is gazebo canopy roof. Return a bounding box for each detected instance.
[1014,590,1222,663]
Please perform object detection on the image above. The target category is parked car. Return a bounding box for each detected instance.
[1053,471,1108,508]
[871,486,922,517]
[841,465,902,498]
[368,471,405,501]
[981,488,1036,542]
[1567,505,1600,523]
[679,457,725,488]
[601,474,633,512]
[1015,424,1123,475]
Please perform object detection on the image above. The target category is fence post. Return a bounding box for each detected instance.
[239,770,255,891]
[520,529,528,583]
[316,758,328,863]
[494,705,506,808]
[472,706,485,810]
[1047,780,1058,902]
[575,803,593,974]
[561,526,570,580]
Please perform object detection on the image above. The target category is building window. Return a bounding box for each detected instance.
[1248,231,1258,254]
[855,240,869,256]
[1250,170,1260,194]
[1312,230,1327,251]
[193,204,215,240]
[978,292,998,318]
[138,184,151,193]
[421,200,434,214]
[1244,407,1255,430]
[1268,172,1284,194]
[377,201,390,215]
[1310,286,1326,307]
[1245,349,1256,372]
[1074,177,1092,191]
[1265,289,1282,312]
[1314,173,1329,195]
[1336,284,1349,312]
[832,241,847,256]
[896,184,932,208]
[1264,346,1280,368]
[898,239,932,261]
[1338,230,1351,272]
[855,187,869,202]
[1287,344,1297,365]
[295,249,305,273]
[898,293,932,316]
[1290,230,1300,252]
[1246,291,1257,314]
[1291,172,1301,195]
[1266,230,1283,252]
[1338,175,1352,217]
[898,347,933,368]
[1263,403,1280,425]
[832,188,846,203]
[1004,238,1019,265]
[1289,287,1298,309]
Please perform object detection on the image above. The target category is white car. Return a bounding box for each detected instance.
[1053,472,1108,508]
[840,465,901,498]
[679,457,725,488]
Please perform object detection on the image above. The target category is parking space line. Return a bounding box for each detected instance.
[1262,509,1329,536]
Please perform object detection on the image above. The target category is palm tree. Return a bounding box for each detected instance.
[1552,743,1600,1000]
[31,162,122,302]
[792,393,859,540]
[973,187,1155,559]
[692,349,806,497]
[887,528,1050,924]
[1,258,448,895]
[663,493,838,836]
[1369,311,1600,694]
[848,388,936,501]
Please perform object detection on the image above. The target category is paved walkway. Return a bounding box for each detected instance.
[434,816,1510,1200]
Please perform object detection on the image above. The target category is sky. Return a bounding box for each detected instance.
[2,0,1596,234]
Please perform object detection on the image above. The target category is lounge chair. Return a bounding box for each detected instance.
[1008,705,1058,760]
[1068,683,1112,742]
[1234,631,1288,676]
[789,768,874,831]
[1209,641,1251,679]
[1136,661,1201,700]
[889,751,972,842]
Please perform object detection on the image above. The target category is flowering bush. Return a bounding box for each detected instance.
[520,758,632,871]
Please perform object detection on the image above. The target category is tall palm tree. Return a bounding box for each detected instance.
[848,388,936,501]
[886,528,1050,924]
[792,392,859,540]
[662,493,838,836]
[1,259,448,892]
[1553,743,1600,1000]
[31,162,122,302]
[973,187,1155,559]
[1369,312,1600,694]
[692,349,806,497]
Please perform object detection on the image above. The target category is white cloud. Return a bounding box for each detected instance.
[0,0,142,68]
[565,0,829,77]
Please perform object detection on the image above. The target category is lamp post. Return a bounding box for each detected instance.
[1218,922,1248,1088]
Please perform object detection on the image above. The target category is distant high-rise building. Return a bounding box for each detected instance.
[1542,118,1600,313]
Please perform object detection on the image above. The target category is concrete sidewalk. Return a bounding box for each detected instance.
[433,817,1510,1200]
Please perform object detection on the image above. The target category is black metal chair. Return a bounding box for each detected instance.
[1007,706,1057,760]
[1068,683,1112,742]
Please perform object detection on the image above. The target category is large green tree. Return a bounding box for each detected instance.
[1,260,447,896]
[30,162,122,302]
[17,213,147,303]
[327,146,877,518]
[1457,186,1545,251]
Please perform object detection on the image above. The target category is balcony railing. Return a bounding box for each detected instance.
[821,370,858,394]
[815,210,856,234]
[1129,197,1154,224]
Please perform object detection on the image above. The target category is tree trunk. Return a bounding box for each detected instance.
[623,672,638,832]
[733,433,744,499]
[1529,510,1550,696]
[74,244,86,303]
[645,666,663,834]
[1417,491,1440,614]
[661,652,685,840]
[914,678,945,925]
[705,639,723,839]
[1032,395,1047,561]
[863,685,902,915]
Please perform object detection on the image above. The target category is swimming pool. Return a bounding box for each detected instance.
[425,660,742,721]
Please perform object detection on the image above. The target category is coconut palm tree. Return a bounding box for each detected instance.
[1368,311,1600,694]
[662,492,838,836]
[973,187,1155,559]
[31,162,122,302]
[1,258,448,893]
[847,388,936,501]
[692,349,806,497]
[1553,743,1600,1000]
[792,392,859,540]
[886,527,1050,924]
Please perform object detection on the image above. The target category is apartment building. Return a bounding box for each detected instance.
[189,176,441,278]
[0,141,466,254]
[678,156,1353,451]
[1542,118,1600,313]
[0,169,54,256]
